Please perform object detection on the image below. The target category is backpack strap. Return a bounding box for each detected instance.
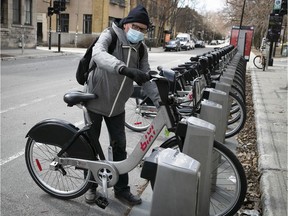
[88,27,118,73]
[107,27,117,54]
[139,43,145,61]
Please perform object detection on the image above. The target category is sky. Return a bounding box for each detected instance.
[193,0,226,13]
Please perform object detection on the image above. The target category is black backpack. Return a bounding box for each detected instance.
[76,27,144,85]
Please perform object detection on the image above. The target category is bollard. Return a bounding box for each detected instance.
[182,116,215,216]
[148,148,201,216]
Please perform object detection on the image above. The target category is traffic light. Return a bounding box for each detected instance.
[273,0,287,15]
[267,14,283,42]
[48,7,54,16]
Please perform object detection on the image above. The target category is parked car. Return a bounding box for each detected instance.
[165,39,181,51]
[195,40,205,48]
[209,40,218,45]
[176,33,195,50]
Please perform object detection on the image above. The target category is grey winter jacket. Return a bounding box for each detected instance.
[86,23,159,117]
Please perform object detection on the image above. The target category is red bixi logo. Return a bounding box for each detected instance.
[140,125,156,151]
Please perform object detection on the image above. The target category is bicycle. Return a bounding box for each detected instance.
[25,73,246,216]
[253,52,266,71]
[125,50,247,138]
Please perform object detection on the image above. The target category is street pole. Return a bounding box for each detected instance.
[57,13,61,52]
[48,0,52,50]
[239,0,246,30]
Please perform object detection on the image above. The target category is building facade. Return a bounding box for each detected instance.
[1,0,174,49]
[1,0,37,48]
[37,0,137,47]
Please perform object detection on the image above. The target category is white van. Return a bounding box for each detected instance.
[176,33,195,50]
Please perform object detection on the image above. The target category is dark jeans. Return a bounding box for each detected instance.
[87,111,130,193]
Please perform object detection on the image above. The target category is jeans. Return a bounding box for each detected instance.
[87,111,130,193]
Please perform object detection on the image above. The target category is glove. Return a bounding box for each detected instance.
[120,67,150,85]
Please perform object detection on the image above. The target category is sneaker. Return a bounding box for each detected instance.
[115,191,142,205]
[85,188,97,204]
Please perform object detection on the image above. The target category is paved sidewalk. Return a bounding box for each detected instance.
[1,46,287,215]
[248,53,287,216]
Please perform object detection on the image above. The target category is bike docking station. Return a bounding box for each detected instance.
[141,147,201,216]
[201,88,229,143]
[181,116,216,216]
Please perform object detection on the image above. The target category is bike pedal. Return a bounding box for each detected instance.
[95,196,109,209]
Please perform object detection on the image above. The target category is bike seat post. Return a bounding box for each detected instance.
[81,105,92,126]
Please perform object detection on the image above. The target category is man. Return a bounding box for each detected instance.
[84,5,159,205]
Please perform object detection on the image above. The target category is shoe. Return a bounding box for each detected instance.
[115,191,142,205]
[85,188,97,204]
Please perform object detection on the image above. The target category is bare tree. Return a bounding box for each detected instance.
[224,0,274,48]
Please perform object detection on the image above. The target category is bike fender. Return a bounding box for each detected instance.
[26,119,96,160]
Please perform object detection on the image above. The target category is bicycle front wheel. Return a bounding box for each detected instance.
[25,138,92,199]
[160,138,247,216]
[253,55,263,69]
[125,97,156,132]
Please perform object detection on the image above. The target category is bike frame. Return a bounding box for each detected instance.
[54,80,177,189]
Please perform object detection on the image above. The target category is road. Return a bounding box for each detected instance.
[1,47,215,216]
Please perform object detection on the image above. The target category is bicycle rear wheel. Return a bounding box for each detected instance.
[125,97,156,132]
[159,138,247,216]
[253,55,262,69]
[25,138,93,199]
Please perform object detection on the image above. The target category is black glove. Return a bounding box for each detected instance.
[120,67,150,85]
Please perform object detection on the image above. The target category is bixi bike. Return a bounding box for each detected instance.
[25,72,246,216]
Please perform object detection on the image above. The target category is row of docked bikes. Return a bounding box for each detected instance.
[25,44,248,216]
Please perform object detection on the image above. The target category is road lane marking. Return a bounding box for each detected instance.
[0,94,57,114]
[0,150,25,166]
[0,121,84,166]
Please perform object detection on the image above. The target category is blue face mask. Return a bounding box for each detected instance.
[126,28,144,44]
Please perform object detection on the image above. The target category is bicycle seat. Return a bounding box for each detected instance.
[63,91,98,107]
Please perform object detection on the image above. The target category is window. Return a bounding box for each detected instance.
[110,0,125,7]
[13,0,21,24]
[1,0,8,26]
[57,13,69,32]
[83,14,92,34]
[25,0,32,25]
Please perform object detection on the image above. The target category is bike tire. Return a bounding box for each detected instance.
[226,92,246,138]
[253,55,263,69]
[25,137,93,199]
[125,97,156,132]
[159,137,247,216]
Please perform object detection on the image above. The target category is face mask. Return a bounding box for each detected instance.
[126,28,144,44]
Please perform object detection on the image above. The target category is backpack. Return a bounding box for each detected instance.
[76,27,145,85]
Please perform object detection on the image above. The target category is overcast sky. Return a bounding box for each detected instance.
[194,0,226,13]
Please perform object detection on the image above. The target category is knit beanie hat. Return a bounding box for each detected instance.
[120,5,150,27]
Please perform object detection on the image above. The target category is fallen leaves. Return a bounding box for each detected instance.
[236,72,262,216]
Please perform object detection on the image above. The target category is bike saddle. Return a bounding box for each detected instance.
[190,56,199,62]
[199,56,208,70]
[171,66,186,72]
[63,91,98,107]
[205,54,214,68]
